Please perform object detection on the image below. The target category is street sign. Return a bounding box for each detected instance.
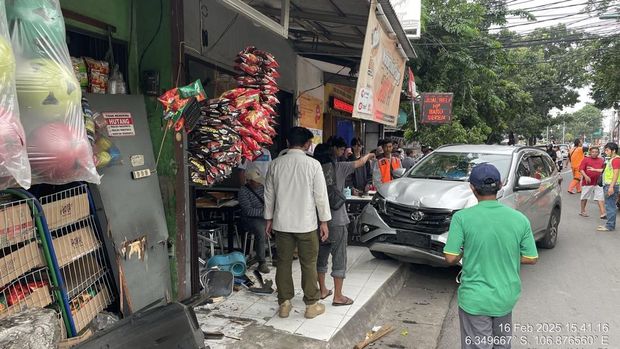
[420,93,453,124]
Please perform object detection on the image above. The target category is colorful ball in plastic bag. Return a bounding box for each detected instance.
[16,58,81,120]
[28,122,91,181]
[95,151,111,169]
[0,37,15,76]
[0,118,24,176]
[108,146,121,163]
[6,0,66,51]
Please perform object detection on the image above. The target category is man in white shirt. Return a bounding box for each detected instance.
[264,127,331,319]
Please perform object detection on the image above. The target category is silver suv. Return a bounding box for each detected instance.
[358,145,562,266]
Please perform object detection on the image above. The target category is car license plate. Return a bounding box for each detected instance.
[396,231,431,249]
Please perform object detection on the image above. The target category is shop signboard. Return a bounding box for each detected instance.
[103,112,136,136]
[420,93,453,124]
[298,94,323,144]
[352,1,407,127]
[325,83,355,105]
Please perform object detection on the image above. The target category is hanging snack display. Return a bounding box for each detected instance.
[158,79,207,132]
[183,46,280,187]
[0,0,31,190]
[7,0,100,185]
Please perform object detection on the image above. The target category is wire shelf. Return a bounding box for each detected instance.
[39,185,90,231]
[51,216,102,269]
[0,197,37,250]
[0,268,54,321]
[68,268,114,334]
[62,248,109,300]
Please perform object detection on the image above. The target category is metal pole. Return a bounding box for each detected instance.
[562,122,565,144]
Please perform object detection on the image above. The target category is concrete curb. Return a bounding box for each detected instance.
[328,263,408,348]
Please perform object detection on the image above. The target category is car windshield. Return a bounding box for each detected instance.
[408,152,512,181]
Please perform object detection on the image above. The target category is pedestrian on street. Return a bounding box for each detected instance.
[264,127,331,319]
[238,168,270,274]
[402,149,416,170]
[554,146,563,171]
[578,146,606,219]
[546,144,557,163]
[345,137,372,194]
[568,138,585,194]
[372,139,402,186]
[314,140,375,307]
[443,163,538,349]
[597,142,620,232]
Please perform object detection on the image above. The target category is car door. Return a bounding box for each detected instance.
[528,154,556,236]
[512,152,545,234]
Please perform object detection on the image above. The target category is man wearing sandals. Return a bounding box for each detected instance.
[316,137,375,307]
[579,146,606,219]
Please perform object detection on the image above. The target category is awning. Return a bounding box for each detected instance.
[224,0,417,67]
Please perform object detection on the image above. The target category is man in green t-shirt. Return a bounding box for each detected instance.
[444,163,538,349]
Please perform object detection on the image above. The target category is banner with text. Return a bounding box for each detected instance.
[352,1,407,127]
[298,94,324,144]
[421,93,453,124]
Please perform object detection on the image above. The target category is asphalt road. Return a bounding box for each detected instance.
[372,170,620,349]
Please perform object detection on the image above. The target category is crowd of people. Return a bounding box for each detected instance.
[565,139,620,232]
[235,126,432,319]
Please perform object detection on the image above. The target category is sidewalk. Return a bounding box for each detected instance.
[195,246,402,348]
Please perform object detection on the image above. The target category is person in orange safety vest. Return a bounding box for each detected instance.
[372,139,402,186]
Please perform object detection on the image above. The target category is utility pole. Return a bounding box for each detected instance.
[562,122,566,144]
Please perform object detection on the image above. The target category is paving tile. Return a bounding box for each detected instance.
[312,312,346,328]
[265,316,305,333]
[211,299,255,316]
[241,301,278,319]
[294,321,337,341]
[324,302,352,315]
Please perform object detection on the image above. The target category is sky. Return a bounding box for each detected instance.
[496,0,620,130]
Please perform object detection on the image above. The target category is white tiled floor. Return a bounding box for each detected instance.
[195,246,400,342]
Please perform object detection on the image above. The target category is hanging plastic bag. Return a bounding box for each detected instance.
[7,0,100,185]
[0,0,31,190]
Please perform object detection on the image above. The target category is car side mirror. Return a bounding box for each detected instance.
[515,176,541,191]
[393,168,406,179]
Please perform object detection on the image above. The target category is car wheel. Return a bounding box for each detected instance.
[370,250,390,260]
[539,208,560,249]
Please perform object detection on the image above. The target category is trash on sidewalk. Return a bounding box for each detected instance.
[354,324,394,349]
[248,270,274,294]
[91,312,119,332]
[400,328,409,336]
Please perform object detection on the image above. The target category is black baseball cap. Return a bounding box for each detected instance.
[469,163,501,188]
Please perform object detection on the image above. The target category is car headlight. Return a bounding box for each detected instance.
[370,193,387,213]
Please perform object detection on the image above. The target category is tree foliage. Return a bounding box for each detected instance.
[406,0,592,147]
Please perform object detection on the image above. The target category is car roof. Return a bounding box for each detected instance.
[434,144,526,155]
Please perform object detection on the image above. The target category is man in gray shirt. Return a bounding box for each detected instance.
[316,137,375,306]
[264,127,331,319]
[402,149,416,170]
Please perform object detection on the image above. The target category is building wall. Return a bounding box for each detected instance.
[182,0,298,93]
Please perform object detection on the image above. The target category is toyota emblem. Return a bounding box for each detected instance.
[410,211,425,222]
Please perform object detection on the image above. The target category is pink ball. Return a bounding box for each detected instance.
[28,122,90,181]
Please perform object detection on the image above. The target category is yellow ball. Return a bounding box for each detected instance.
[96,151,112,168]
[0,37,15,75]
[95,136,113,152]
[15,58,81,120]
